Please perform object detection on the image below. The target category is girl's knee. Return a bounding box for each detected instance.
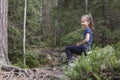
[65,46,71,51]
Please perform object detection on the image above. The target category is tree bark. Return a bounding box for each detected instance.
[0,0,9,65]
[101,0,107,47]
[85,0,88,13]
[23,0,27,66]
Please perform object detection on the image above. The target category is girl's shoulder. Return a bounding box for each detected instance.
[85,27,92,33]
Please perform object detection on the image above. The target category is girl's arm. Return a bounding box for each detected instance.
[76,33,90,46]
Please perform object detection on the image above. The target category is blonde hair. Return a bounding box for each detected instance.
[81,14,95,31]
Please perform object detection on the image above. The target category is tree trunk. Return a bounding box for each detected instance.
[85,0,88,13]
[42,0,53,41]
[0,0,9,65]
[23,0,27,66]
[101,0,107,47]
[40,0,43,40]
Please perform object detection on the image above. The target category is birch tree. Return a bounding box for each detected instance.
[23,0,27,66]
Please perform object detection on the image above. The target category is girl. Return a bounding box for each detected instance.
[65,14,94,63]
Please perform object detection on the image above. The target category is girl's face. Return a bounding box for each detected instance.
[81,17,90,29]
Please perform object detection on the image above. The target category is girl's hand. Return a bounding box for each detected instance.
[76,42,81,46]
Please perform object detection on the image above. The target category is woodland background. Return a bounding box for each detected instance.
[8,0,120,65]
[2,0,119,79]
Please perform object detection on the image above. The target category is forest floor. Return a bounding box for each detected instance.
[0,48,70,80]
[0,64,69,80]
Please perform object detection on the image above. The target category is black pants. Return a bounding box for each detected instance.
[65,44,87,62]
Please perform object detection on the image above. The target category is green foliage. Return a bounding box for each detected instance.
[38,54,48,64]
[60,28,83,46]
[26,0,42,46]
[26,54,40,68]
[8,0,120,71]
[8,0,42,47]
[64,46,120,80]
[114,41,120,51]
[8,23,23,64]
[8,0,49,68]
[25,49,48,68]
[13,61,28,68]
[13,54,40,68]
[52,0,120,47]
[8,0,120,48]
[13,49,48,68]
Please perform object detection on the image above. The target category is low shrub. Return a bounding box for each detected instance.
[13,49,48,68]
[64,46,120,80]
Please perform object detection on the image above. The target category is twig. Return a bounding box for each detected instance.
[42,73,49,80]
[14,71,22,80]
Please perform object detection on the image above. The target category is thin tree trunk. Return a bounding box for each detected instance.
[101,0,107,47]
[23,0,27,66]
[85,0,88,13]
[42,0,53,42]
[40,0,44,41]
[0,0,9,65]
[54,0,58,47]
